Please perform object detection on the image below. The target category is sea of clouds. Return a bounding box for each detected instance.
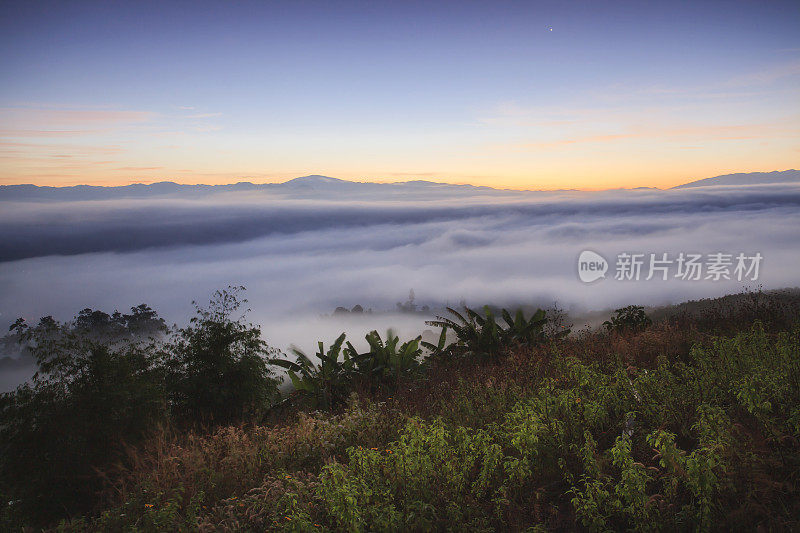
[1,181,799,390]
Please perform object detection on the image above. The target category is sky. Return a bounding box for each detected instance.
[1,0,799,189]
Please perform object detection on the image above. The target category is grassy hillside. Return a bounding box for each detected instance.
[2,290,799,531]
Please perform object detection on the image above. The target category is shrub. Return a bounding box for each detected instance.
[10,291,800,531]
[603,305,652,333]
[318,418,504,531]
[76,396,401,531]
[0,310,167,525]
[165,286,281,426]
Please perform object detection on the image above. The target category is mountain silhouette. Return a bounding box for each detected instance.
[673,169,800,189]
[2,170,799,201]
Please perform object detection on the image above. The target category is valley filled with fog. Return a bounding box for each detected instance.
[2,175,800,390]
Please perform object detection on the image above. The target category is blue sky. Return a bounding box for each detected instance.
[1,0,798,188]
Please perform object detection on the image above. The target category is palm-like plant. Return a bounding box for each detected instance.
[426,306,566,360]
[347,329,423,388]
[426,306,505,359]
[420,326,448,357]
[271,333,353,409]
[501,308,548,345]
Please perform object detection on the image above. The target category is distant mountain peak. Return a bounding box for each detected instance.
[283,175,350,185]
[673,169,800,189]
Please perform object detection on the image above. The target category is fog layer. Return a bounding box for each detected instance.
[1,181,798,367]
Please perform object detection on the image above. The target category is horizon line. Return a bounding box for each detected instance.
[1,168,799,193]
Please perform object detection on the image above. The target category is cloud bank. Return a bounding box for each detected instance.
[1,182,799,362]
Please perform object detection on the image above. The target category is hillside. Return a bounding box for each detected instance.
[672,169,800,189]
[1,289,798,531]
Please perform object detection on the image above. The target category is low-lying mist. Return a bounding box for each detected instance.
[1,181,799,390]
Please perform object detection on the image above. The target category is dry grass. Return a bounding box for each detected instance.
[57,290,800,531]
[100,396,404,520]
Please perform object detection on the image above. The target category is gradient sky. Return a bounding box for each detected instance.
[1,0,798,189]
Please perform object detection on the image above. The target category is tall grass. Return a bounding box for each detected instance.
[53,292,800,532]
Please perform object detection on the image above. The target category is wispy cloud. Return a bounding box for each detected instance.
[193,124,223,133]
[0,107,154,144]
[0,129,106,138]
[0,107,153,129]
[482,59,800,131]
[0,106,157,184]
[0,142,123,155]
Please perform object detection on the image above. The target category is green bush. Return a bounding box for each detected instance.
[0,309,167,525]
[0,287,285,526]
[165,286,281,426]
[318,418,504,531]
[6,292,800,531]
[603,305,652,333]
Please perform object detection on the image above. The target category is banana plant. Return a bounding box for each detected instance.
[420,325,448,356]
[426,306,565,360]
[346,329,423,389]
[427,306,504,359]
[501,308,549,344]
[271,332,353,409]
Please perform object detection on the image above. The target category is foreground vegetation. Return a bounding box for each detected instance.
[1,288,799,531]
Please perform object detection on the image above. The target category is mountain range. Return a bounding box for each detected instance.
[671,169,800,189]
[1,170,798,201]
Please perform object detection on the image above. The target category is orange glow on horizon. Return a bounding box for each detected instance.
[2,165,798,192]
[2,103,798,191]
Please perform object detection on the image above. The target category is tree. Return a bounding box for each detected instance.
[396,289,418,313]
[603,305,652,333]
[165,286,280,426]
[0,310,167,525]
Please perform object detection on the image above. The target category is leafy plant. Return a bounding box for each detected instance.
[420,325,448,356]
[348,329,423,388]
[318,418,504,531]
[501,307,551,344]
[272,333,355,410]
[426,306,562,359]
[603,305,652,333]
[7,290,800,531]
[275,330,426,405]
[426,306,506,359]
[0,310,168,525]
[165,286,281,426]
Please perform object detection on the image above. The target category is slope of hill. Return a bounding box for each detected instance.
[673,169,800,188]
[3,289,798,530]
